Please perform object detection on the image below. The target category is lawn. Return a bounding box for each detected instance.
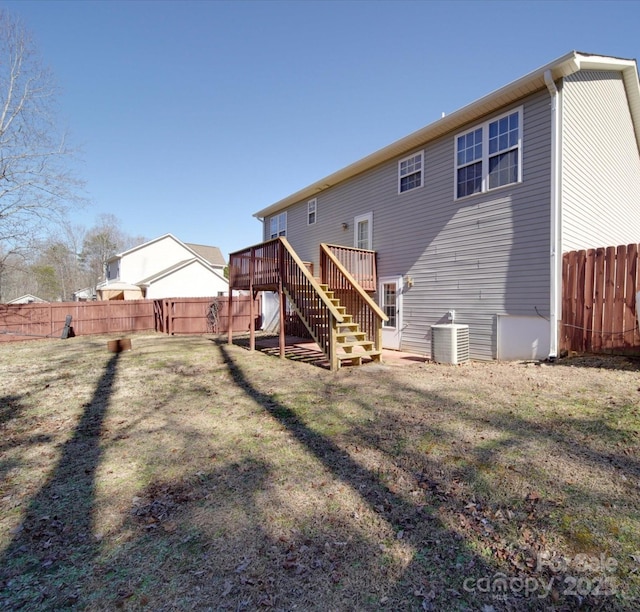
[0,333,639,610]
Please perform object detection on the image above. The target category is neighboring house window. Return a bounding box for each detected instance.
[307,198,317,225]
[269,212,287,239]
[106,261,119,280]
[398,151,423,193]
[354,212,373,250]
[455,108,522,198]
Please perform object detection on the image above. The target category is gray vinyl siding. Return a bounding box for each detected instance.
[269,90,552,360]
[561,70,640,252]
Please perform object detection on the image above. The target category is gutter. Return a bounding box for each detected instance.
[544,70,561,360]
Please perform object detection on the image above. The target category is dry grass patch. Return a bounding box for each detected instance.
[0,333,639,610]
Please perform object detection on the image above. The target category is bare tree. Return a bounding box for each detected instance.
[80,214,145,289]
[0,10,83,256]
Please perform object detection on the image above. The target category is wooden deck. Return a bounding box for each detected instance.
[227,238,387,371]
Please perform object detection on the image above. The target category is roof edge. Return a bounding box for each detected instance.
[254,51,639,220]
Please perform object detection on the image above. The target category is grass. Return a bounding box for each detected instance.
[0,332,639,610]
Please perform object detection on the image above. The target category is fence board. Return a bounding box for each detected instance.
[624,244,638,347]
[582,249,595,352]
[603,246,617,349]
[0,296,260,342]
[561,243,640,353]
[613,245,627,348]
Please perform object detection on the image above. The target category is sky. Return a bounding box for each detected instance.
[3,0,640,260]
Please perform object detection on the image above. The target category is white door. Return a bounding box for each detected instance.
[379,276,403,350]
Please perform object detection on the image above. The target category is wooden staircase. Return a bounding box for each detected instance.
[287,282,382,367]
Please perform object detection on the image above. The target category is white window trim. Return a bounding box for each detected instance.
[354,211,373,250]
[398,150,424,194]
[269,211,287,239]
[307,198,317,225]
[454,106,523,200]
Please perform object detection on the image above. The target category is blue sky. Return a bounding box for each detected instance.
[3,0,640,259]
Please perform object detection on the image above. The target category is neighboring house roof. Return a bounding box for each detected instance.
[95,281,142,291]
[106,233,224,265]
[254,51,640,219]
[137,258,227,286]
[185,243,226,267]
[6,294,46,304]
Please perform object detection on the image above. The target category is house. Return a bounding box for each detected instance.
[229,51,640,367]
[73,287,96,302]
[97,234,228,300]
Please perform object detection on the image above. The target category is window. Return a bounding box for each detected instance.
[106,261,119,280]
[307,198,317,225]
[455,108,521,199]
[398,151,423,193]
[269,212,286,239]
[354,212,372,250]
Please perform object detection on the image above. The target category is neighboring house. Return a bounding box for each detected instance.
[6,294,46,304]
[231,51,640,363]
[97,234,228,300]
[73,287,96,302]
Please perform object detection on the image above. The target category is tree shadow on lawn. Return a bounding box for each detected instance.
[0,353,120,610]
[216,342,638,610]
[215,344,542,611]
[344,374,640,608]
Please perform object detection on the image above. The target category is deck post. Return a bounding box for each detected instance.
[278,240,286,359]
[227,287,233,345]
[249,248,255,351]
[329,316,338,371]
[375,321,383,353]
[279,281,286,359]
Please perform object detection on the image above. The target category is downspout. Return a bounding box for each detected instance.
[544,69,561,359]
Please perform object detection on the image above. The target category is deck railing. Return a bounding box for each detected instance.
[229,238,281,290]
[320,243,387,350]
[322,244,377,291]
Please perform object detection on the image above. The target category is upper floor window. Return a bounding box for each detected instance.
[269,212,286,239]
[106,261,119,280]
[307,198,317,225]
[398,151,423,193]
[455,108,522,199]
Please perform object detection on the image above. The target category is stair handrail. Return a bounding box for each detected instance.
[320,243,388,322]
[280,238,344,323]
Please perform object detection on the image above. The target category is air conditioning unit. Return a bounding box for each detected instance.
[431,324,470,364]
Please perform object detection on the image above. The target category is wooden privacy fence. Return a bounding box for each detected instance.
[0,296,260,342]
[155,296,260,335]
[561,243,640,353]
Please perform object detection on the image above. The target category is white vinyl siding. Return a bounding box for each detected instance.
[561,70,640,251]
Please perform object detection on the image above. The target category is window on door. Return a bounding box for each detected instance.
[354,212,372,250]
[381,282,397,328]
